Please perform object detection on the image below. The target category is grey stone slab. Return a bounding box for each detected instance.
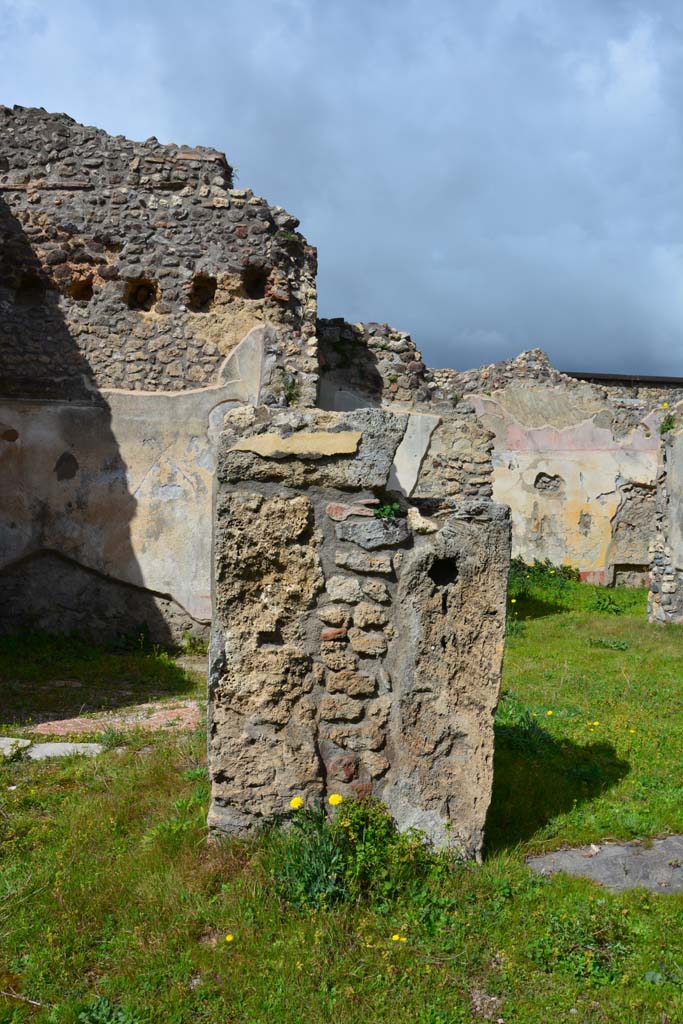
[0,737,32,759]
[527,836,683,892]
[26,742,104,760]
[335,517,410,550]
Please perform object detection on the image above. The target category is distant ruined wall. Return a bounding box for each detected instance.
[649,415,683,623]
[0,105,317,641]
[323,331,672,584]
[208,405,510,855]
[436,351,673,584]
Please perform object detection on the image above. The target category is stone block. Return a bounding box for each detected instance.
[0,737,31,760]
[335,550,393,575]
[335,517,410,550]
[326,670,377,697]
[352,601,389,629]
[348,628,388,656]
[319,695,365,722]
[362,580,391,603]
[326,575,364,603]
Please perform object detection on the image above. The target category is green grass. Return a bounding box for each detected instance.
[3,586,683,1023]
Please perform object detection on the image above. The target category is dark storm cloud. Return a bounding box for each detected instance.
[3,0,683,373]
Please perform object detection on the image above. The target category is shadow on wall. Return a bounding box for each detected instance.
[0,196,174,645]
[484,722,630,854]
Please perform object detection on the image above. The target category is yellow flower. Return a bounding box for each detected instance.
[328,793,343,806]
[663,402,670,409]
[225,934,234,943]
[547,710,553,716]
[629,729,636,734]
[399,936,407,942]
[391,934,401,941]
[593,721,600,726]
[289,796,304,810]
[511,598,517,604]
[550,570,555,575]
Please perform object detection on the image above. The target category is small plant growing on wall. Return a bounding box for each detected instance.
[374,499,403,520]
[660,412,676,435]
[282,377,300,406]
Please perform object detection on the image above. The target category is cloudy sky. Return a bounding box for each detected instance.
[2,0,683,374]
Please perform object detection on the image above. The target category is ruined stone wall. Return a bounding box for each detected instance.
[1,105,317,400]
[208,406,510,856]
[0,106,317,641]
[648,417,683,623]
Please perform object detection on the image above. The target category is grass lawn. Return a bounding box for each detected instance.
[2,576,683,1023]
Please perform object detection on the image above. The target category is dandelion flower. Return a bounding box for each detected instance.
[225,934,234,943]
[399,936,407,943]
[547,710,553,716]
[629,728,636,734]
[289,796,304,810]
[391,934,401,942]
[664,402,670,409]
[510,598,517,604]
[593,721,600,726]
[328,793,343,806]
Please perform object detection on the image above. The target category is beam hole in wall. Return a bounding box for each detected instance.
[429,558,459,614]
[256,627,284,647]
[242,264,269,300]
[187,274,217,313]
[534,472,563,493]
[66,275,94,302]
[124,277,158,312]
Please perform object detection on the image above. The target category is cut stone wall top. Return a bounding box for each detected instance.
[218,406,408,489]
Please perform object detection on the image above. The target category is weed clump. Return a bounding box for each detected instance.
[77,997,139,1024]
[267,796,433,910]
[529,902,630,983]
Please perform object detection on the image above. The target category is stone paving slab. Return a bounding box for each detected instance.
[29,699,202,737]
[527,836,683,892]
[0,737,32,759]
[26,742,104,760]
